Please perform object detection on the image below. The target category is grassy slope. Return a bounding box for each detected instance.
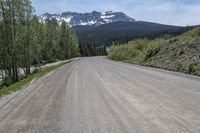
[108,27,200,75]
[0,60,72,96]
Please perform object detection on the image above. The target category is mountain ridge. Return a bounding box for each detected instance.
[40,11,135,26]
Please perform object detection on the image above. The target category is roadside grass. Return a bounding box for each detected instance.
[0,60,72,96]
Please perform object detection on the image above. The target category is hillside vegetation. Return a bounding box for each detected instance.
[108,27,200,75]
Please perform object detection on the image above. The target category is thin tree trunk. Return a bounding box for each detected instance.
[26,20,31,75]
[0,1,12,82]
[11,0,18,82]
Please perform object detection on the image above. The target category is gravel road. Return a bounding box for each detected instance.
[0,57,200,133]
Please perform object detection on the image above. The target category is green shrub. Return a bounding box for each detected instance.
[144,47,159,61]
[108,45,131,61]
[133,39,148,51]
[177,63,184,71]
[32,68,39,74]
[188,63,198,74]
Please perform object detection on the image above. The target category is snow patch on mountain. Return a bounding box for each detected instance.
[80,20,97,25]
[101,15,115,19]
[63,16,73,23]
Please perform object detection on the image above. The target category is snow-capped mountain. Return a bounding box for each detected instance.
[40,11,135,26]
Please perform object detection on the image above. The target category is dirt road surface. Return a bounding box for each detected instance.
[0,57,200,133]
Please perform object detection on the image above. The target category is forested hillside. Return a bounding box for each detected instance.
[108,27,200,75]
[74,21,189,46]
[0,0,79,86]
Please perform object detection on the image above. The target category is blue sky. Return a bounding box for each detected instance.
[31,0,200,26]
